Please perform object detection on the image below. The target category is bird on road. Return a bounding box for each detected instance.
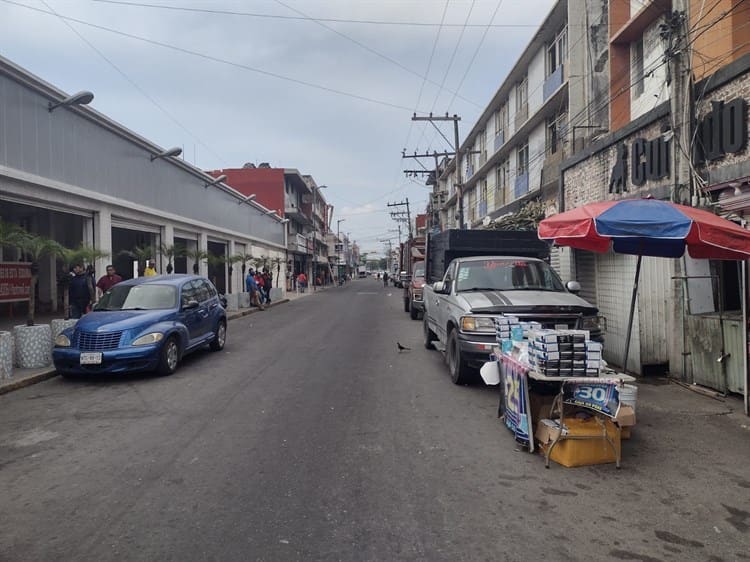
[397,342,411,352]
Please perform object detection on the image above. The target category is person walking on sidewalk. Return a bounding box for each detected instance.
[297,272,307,293]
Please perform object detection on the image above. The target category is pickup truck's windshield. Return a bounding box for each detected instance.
[455,259,565,292]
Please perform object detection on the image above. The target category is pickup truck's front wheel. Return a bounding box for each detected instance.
[423,318,436,350]
[447,329,471,385]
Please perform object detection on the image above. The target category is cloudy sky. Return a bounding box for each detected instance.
[1,0,554,256]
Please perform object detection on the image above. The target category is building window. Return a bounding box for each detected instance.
[495,103,508,135]
[516,77,528,112]
[496,161,509,191]
[479,129,487,165]
[547,113,567,155]
[547,27,567,75]
[632,37,644,97]
[517,142,529,175]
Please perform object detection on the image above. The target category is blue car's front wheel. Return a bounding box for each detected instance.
[157,336,180,376]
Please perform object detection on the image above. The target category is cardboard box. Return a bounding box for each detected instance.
[615,405,636,427]
[536,417,621,467]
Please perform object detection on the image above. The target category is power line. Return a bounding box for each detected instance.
[1,0,415,112]
[38,0,228,167]
[90,0,541,28]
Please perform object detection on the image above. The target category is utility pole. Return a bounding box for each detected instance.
[412,113,464,228]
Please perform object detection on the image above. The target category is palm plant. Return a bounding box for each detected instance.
[185,248,209,275]
[120,244,154,276]
[159,242,181,274]
[17,233,65,325]
[226,254,245,293]
[0,220,26,253]
[270,256,283,288]
[234,252,255,282]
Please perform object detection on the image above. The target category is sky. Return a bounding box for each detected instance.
[1,0,555,257]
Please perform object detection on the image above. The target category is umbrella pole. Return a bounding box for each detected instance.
[623,255,643,374]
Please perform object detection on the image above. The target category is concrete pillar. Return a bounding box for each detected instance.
[162,224,174,274]
[228,240,237,293]
[94,208,112,282]
[198,232,208,277]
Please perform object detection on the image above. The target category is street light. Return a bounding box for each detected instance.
[205,174,227,188]
[150,147,182,161]
[48,90,94,112]
[237,193,256,205]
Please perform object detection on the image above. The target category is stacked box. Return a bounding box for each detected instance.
[584,340,603,376]
[527,329,602,377]
[494,315,520,346]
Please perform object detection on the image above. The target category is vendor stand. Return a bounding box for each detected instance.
[494,347,636,468]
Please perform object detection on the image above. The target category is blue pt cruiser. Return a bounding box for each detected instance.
[53,275,227,376]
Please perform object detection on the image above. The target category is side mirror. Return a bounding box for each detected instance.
[566,281,581,293]
[182,299,200,310]
[433,281,445,293]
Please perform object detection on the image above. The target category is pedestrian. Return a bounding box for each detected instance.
[96,264,122,298]
[382,271,388,287]
[297,271,307,293]
[245,268,264,310]
[144,259,158,276]
[69,263,92,319]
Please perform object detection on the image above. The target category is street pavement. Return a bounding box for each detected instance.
[0,278,749,561]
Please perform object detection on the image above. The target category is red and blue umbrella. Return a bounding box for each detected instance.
[538,198,750,372]
[538,198,750,260]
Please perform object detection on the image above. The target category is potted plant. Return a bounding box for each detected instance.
[120,244,154,277]
[185,248,209,275]
[13,232,64,368]
[159,242,180,274]
[0,220,27,377]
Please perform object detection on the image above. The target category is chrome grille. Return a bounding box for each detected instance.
[76,330,123,351]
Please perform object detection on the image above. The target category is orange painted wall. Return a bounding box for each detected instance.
[207,168,286,217]
[691,0,750,81]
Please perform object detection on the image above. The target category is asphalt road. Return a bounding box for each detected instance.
[1,279,749,561]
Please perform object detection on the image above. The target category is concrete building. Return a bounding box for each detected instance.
[0,55,287,317]
[206,166,332,288]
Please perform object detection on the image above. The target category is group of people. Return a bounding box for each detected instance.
[68,263,123,319]
[245,268,273,310]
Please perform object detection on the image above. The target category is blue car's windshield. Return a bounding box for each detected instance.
[96,284,177,311]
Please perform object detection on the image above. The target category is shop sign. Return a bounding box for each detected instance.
[0,262,32,303]
[695,98,748,163]
[609,135,670,194]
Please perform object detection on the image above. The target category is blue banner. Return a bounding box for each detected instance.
[563,381,620,417]
[500,355,534,451]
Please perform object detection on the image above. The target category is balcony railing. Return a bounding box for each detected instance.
[515,103,528,128]
[514,172,529,198]
[493,130,504,152]
[543,64,564,101]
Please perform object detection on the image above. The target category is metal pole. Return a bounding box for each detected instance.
[622,254,642,373]
[453,116,464,229]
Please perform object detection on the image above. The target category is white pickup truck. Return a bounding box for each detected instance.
[423,255,604,385]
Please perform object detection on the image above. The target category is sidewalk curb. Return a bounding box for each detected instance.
[0,298,294,395]
[0,369,58,396]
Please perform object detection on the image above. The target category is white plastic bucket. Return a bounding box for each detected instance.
[619,384,638,411]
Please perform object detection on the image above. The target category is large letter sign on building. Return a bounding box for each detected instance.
[696,98,748,163]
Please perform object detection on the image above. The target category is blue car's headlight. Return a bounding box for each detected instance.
[54,334,71,347]
[132,332,165,346]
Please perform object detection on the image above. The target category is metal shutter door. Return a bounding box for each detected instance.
[574,249,597,307]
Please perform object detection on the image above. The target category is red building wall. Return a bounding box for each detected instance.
[207,168,286,217]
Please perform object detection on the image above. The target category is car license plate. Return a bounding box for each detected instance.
[80,352,102,365]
